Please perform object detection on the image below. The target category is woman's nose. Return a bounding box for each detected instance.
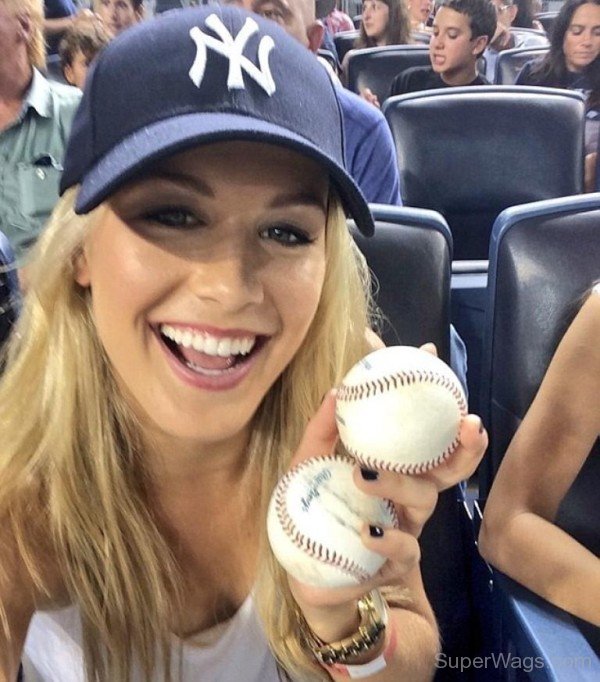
[186,246,265,312]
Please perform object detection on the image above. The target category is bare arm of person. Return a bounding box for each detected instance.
[43,9,96,36]
[479,288,600,625]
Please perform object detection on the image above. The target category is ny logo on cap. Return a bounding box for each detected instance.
[189,14,276,96]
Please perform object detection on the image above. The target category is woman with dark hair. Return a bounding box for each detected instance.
[354,0,412,48]
[516,0,600,182]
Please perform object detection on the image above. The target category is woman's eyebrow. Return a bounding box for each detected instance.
[269,191,328,212]
[136,170,215,197]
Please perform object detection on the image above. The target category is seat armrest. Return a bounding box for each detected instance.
[494,573,599,681]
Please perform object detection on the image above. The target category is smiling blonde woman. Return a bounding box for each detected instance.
[0,6,487,681]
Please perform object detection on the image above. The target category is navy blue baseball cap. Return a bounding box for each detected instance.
[60,5,374,236]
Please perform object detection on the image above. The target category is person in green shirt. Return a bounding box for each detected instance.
[0,0,81,259]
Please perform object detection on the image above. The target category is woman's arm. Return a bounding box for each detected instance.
[479,288,600,625]
[288,384,487,680]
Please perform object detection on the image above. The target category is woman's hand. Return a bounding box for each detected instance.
[360,88,381,108]
[284,345,488,640]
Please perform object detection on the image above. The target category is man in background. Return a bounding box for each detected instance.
[0,0,81,257]
[249,0,403,205]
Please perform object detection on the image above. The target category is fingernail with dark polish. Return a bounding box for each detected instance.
[361,468,379,481]
[479,419,485,434]
[369,525,384,538]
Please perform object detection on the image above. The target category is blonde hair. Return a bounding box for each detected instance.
[1,0,46,70]
[0,184,380,680]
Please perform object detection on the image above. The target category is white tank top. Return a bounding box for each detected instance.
[22,595,290,681]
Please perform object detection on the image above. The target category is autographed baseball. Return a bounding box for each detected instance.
[267,455,398,588]
[335,346,467,474]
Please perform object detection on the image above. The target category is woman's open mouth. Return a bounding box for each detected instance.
[153,324,268,389]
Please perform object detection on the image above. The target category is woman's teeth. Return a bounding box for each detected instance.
[160,324,256,357]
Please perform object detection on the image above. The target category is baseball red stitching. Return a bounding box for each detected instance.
[274,454,399,583]
[336,369,467,472]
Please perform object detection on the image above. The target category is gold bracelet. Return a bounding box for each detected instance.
[297,590,388,666]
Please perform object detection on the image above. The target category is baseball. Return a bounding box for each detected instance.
[267,455,398,588]
[335,346,467,474]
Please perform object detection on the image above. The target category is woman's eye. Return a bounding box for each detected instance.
[143,208,198,228]
[262,225,312,246]
[262,9,284,21]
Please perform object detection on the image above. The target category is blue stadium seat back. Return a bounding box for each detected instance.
[351,205,484,675]
[0,231,21,350]
[535,10,558,38]
[154,0,186,13]
[494,46,549,84]
[509,26,549,42]
[480,193,600,497]
[353,13,361,29]
[478,195,600,670]
[333,29,359,62]
[345,45,430,105]
[44,54,68,86]
[382,86,585,261]
[317,48,338,71]
[349,203,452,359]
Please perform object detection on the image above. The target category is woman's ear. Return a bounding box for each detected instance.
[73,247,91,287]
[16,12,33,45]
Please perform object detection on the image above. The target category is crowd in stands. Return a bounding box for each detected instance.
[0,0,598,678]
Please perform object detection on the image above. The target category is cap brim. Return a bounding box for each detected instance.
[74,112,374,236]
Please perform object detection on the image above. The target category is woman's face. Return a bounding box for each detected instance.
[75,141,329,448]
[409,0,432,26]
[97,0,142,36]
[362,0,390,44]
[563,3,600,72]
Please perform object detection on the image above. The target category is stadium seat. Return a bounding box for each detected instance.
[350,204,484,676]
[382,86,585,262]
[510,26,548,41]
[350,203,452,358]
[383,85,585,415]
[344,45,430,105]
[476,193,600,673]
[333,29,359,62]
[317,48,338,71]
[535,10,558,37]
[494,46,549,84]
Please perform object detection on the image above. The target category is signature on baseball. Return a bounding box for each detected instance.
[300,468,332,512]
